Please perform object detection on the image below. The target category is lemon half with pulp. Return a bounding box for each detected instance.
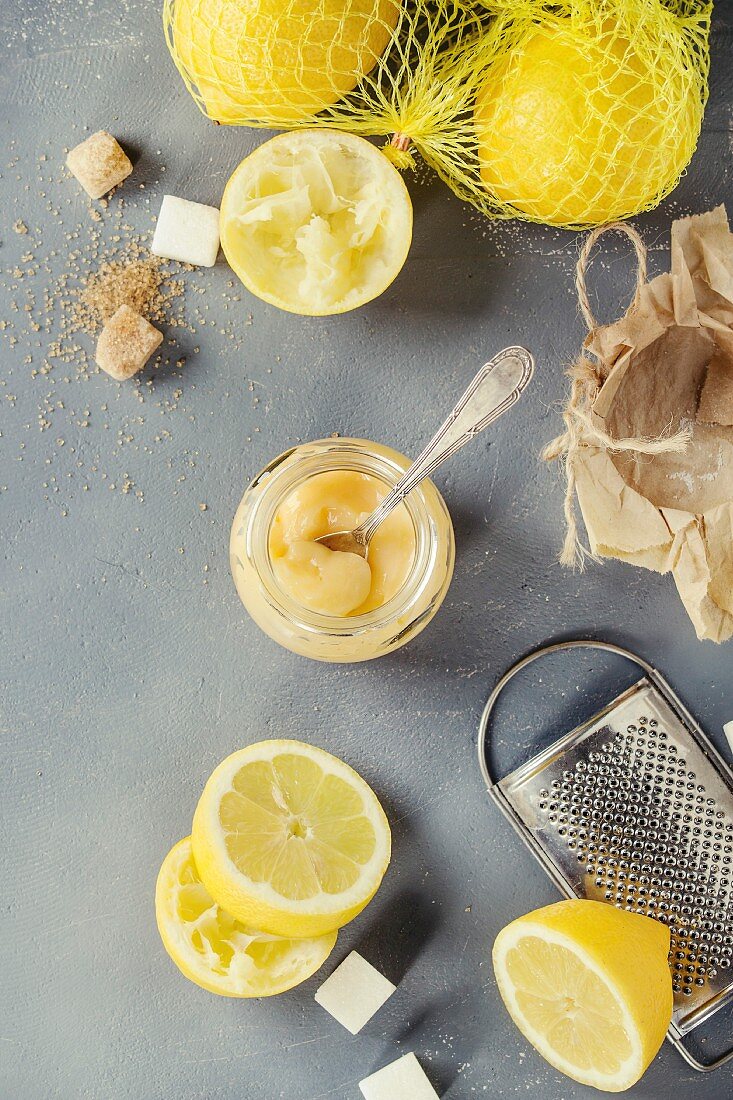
[192,740,392,938]
[492,899,673,1092]
[155,836,337,996]
[220,130,413,316]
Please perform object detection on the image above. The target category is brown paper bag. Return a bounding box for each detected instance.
[545,207,733,643]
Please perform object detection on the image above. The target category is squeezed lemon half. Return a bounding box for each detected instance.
[492,900,673,1092]
[192,740,391,938]
[220,130,413,316]
[155,837,336,996]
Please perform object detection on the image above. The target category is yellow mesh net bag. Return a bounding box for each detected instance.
[163,0,712,230]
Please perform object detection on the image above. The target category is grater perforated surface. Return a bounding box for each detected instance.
[499,678,733,1037]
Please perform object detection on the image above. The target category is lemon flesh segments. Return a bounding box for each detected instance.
[493,900,673,1092]
[192,740,392,938]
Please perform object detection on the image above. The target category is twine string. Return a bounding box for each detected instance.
[543,222,691,569]
[575,221,648,332]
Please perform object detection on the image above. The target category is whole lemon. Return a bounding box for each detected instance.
[474,21,700,228]
[170,0,398,125]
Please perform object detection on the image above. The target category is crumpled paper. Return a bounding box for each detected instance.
[575,205,733,642]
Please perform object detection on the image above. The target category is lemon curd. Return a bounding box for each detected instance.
[268,470,416,617]
[230,439,455,662]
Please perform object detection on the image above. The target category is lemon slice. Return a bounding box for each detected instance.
[220,130,413,316]
[155,837,337,996]
[192,740,391,937]
[492,900,673,1092]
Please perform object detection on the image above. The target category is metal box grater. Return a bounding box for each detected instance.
[478,639,733,1072]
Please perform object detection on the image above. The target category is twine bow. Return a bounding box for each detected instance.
[543,222,691,569]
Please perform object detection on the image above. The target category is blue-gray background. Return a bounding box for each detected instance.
[1,3,732,1098]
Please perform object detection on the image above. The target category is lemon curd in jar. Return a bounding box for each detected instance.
[230,439,455,662]
[268,470,416,617]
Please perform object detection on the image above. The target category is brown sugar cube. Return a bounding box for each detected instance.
[96,305,163,381]
[66,131,133,199]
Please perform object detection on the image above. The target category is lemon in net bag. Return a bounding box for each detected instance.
[471,0,712,228]
[164,0,711,230]
[165,0,401,125]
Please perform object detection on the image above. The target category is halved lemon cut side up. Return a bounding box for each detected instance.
[492,900,673,1093]
[220,130,413,316]
[192,740,391,937]
[155,837,336,996]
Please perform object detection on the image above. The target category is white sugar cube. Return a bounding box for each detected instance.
[360,1053,439,1100]
[724,721,733,754]
[95,305,163,380]
[151,195,220,267]
[314,951,395,1035]
[66,131,133,200]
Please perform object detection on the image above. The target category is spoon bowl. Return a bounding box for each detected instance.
[316,529,370,558]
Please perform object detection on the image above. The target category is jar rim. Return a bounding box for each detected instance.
[242,438,445,636]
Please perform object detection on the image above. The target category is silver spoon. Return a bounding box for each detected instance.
[317,345,534,559]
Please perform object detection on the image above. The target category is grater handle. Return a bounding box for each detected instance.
[672,1036,733,1073]
[477,638,656,790]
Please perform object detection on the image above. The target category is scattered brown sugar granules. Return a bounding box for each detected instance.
[76,252,186,333]
[41,228,192,373]
[1,144,243,539]
[81,257,162,327]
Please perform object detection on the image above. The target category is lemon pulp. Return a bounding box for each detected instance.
[474,22,699,228]
[192,740,391,937]
[220,130,413,316]
[170,0,398,125]
[506,935,634,1074]
[155,837,336,996]
[492,900,673,1092]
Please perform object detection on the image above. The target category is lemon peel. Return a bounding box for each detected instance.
[166,0,710,230]
[473,16,703,228]
[166,0,398,126]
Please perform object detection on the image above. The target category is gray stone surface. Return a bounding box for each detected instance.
[2,3,732,1098]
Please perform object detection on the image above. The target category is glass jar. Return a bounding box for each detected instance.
[230,438,455,662]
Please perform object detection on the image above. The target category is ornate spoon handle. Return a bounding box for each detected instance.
[353,346,534,548]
